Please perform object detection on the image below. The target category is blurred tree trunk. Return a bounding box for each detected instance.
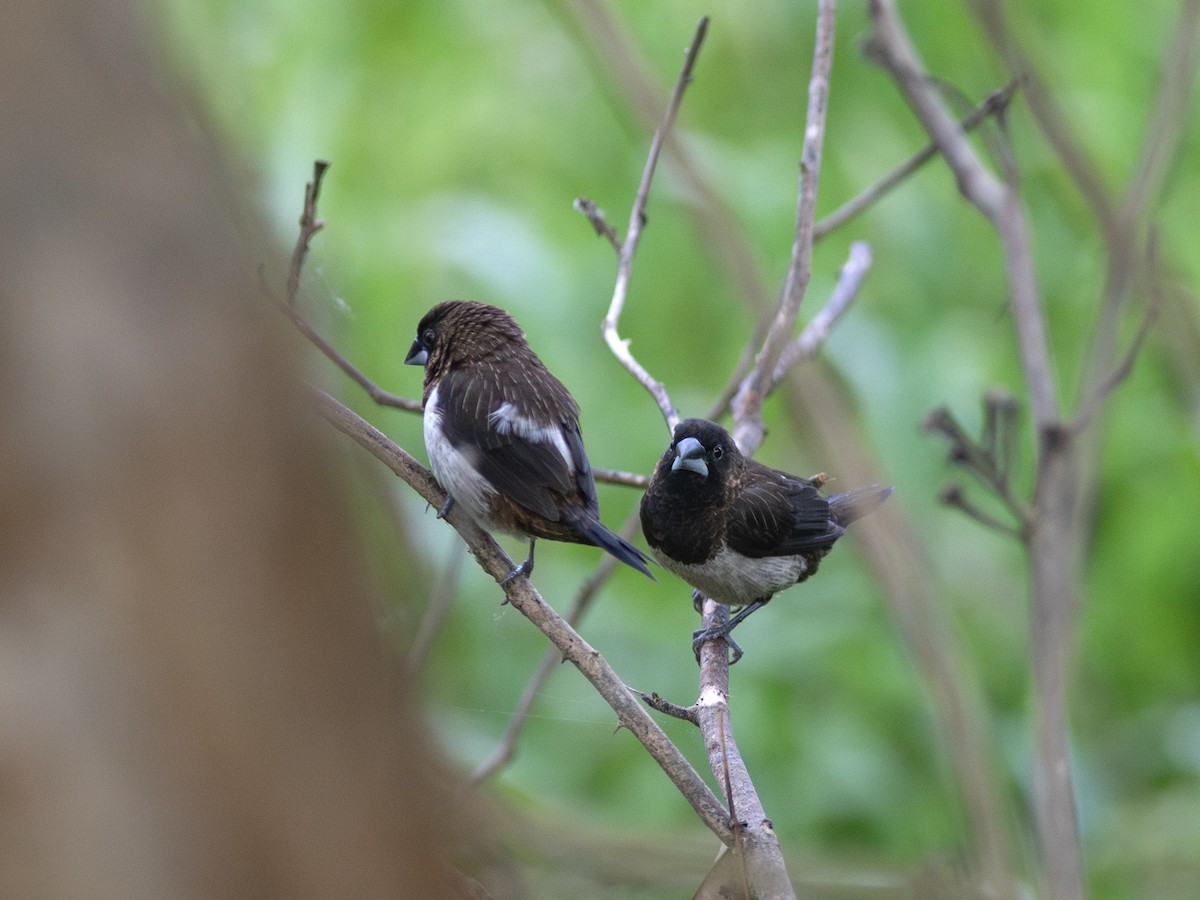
[0,1,474,897]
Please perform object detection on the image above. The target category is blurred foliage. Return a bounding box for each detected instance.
[154,0,1199,896]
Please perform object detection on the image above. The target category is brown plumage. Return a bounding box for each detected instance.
[640,418,891,660]
[405,300,652,580]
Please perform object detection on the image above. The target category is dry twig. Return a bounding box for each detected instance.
[730,0,837,457]
[590,16,712,433]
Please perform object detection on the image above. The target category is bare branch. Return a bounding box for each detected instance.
[287,159,331,306]
[1071,233,1165,435]
[312,387,734,843]
[472,514,640,783]
[264,163,425,412]
[939,484,1025,539]
[868,0,1059,436]
[870,5,1088,898]
[592,467,649,489]
[597,16,710,433]
[694,599,796,900]
[813,81,1018,240]
[768,240,872,391]
[970,0,1121,243]
[407,539,465,675]
[1122,0,1200,228]
[264,276,423,411]
[573,196,622,252]
[633,689,699,725]
[731,0,837,456]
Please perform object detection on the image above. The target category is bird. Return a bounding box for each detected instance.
[405,300,653,582]
[639,417,891,661]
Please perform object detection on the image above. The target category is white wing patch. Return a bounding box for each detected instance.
[488,401,575,474]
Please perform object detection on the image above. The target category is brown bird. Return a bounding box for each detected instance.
[405,300,652,581]
[640,418,891,660]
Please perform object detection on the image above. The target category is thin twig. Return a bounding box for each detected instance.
[939,485,1025,539]
[1121,0,1200,230]
[472,511,641,783]
[591,467,650,489]
[769,240,872,391]
[813,81,1018,240]
[287,159,331,306]
[264,272,423,412]
[407,538,466,674]
[596,16,710,433]
[868,0,1059,435]
[731,0,837,456]
[1070,232,1165,435]
[265,160,424,412]
[632,689,699,724]
[313,387,733,843]
[573,196,622,252]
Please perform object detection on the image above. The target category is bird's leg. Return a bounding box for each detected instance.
[500,539,536,586]
[691,599,768,664]
[691,589,705,614]
[435,495,455,519]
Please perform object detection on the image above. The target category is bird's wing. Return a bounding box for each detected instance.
[724,467,843,559]
[437,366,596,523]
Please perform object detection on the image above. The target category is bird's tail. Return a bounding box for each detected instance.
[579,518,655,579]
[829,485,893,527]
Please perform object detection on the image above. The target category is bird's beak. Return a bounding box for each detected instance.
[404,340,428,366]
[671,436,708,478]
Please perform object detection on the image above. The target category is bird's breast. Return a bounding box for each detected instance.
[652,544,808,607]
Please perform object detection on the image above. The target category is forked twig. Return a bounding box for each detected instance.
[813,81,1018,240]
[591,16,711,433]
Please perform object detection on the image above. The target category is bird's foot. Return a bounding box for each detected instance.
[692,624,744,665]
[498,558,531,588]
[435,495,455,519]
[498,540,536,590]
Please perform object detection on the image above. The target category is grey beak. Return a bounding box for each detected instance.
[404,340,428,366]
[671,436,708,477]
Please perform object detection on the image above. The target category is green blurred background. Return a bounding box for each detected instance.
[153,0,1199,896]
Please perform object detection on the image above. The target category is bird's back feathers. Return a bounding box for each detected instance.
[408,300,652,578]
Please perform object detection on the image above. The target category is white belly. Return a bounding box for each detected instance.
[653,544,807,606]
[424,383,499,528]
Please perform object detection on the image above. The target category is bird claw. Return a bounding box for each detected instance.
[691,625,744,665]
[690,589,705,614]
[499,540,536,587]
[498,559,530,587]
[436,495,455,519]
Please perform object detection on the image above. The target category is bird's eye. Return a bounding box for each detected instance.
[712,445,724,461]
[422,327,436,346]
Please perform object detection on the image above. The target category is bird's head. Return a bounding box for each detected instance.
[664,418,741,483]
[405,300,528,376]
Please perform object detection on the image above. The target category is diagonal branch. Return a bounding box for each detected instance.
[314,388,733,843]
[867,0,1058,437]
[768,240,872,392]
[813,81,1018,240]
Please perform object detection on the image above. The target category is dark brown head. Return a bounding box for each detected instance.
[659,418,744,487]
[404,300,529,395]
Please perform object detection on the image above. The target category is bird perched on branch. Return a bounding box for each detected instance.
[640,418,891,661]
[405,300,653,582]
